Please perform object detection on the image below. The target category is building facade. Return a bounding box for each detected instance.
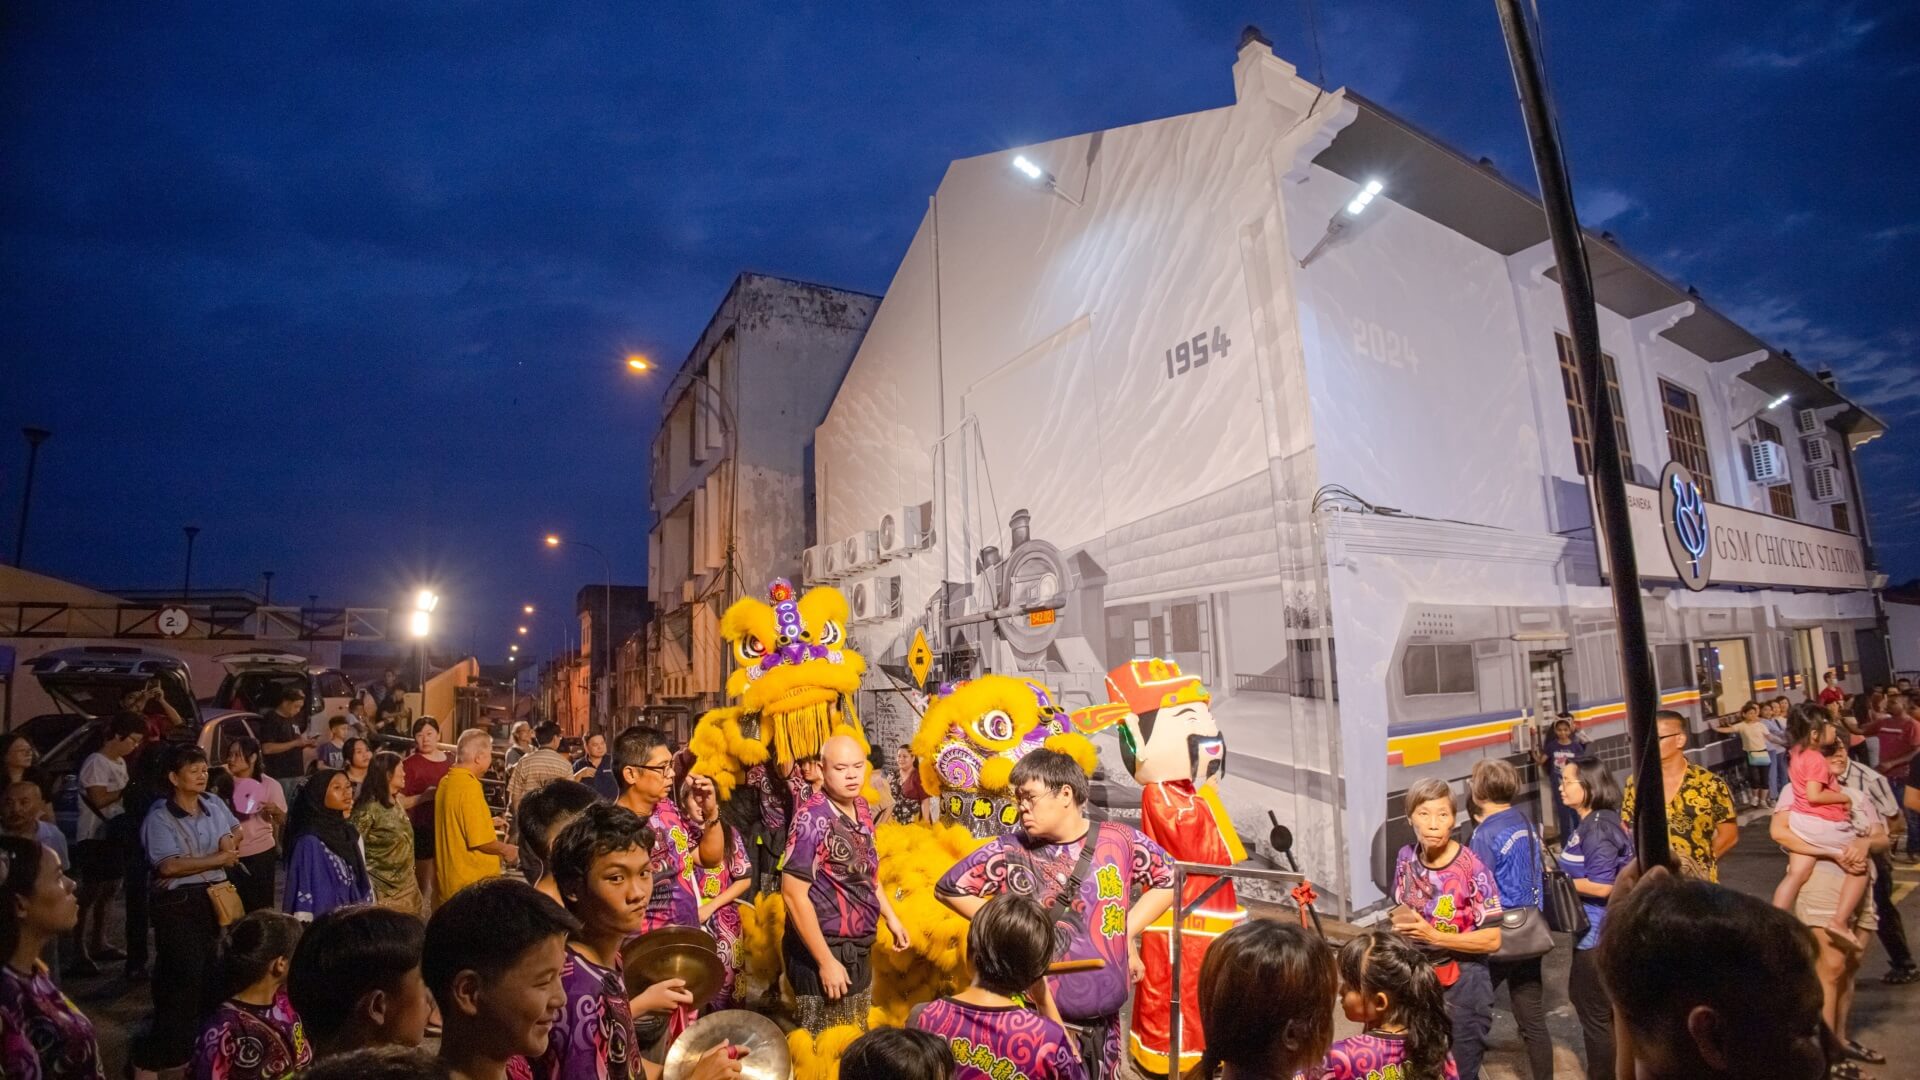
[808,34,1890,915]
[646,273,879,720]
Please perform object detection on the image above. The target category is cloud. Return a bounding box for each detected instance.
[1723,10,1875,70]
[1724,296,1920,412]
[1577,186,1637,228]
[1869,222,1920,243]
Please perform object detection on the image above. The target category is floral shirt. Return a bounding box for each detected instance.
[936,822,1175,1022]
[1391,843,1501,963]
[0,963,102,1080]
[532,949,635,1080]
[1623,764,1735,882]
[910,998,1086,1080]
[1306,1032,1458,1080]
[188,991,311,1080]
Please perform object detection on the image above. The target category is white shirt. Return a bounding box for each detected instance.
[1841,760,1901,822]
[76,752,128,843]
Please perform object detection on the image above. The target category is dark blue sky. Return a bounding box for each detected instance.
[4,2,1916,665]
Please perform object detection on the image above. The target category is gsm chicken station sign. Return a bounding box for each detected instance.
[1596,463,1871,593]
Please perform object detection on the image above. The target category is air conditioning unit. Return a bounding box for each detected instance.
[873,574,902,620]
[1808,466,1844,504]
[818,543,844,583]
[801,545,825,587]
[877,503,932,559]
[1794,407,1820,435]
[1801,435,1833,467]
[1747,440,1791,487]
[848,579,874,623]
[842,530,881,573]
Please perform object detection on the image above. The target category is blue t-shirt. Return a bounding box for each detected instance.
[1468,807,1544,911]
[1558,809,1632,950]
[142,794,241,889]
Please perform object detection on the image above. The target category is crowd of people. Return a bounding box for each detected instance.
[0,672,1915,1080]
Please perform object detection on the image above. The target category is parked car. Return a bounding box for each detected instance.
[209,651,358,739]
[23,646,246,834]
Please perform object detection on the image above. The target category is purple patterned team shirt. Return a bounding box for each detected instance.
[1390,843,1502,940]
[0,964,102,1080]
[189,991,312,1080]
[935,823,1174,1021]
[1305,1031,1459,1080]
[778,792,879,940]
[531,949,636,1080]
[684,823,753,1007]
[911,998,1087,1080]
[643,798,700,931]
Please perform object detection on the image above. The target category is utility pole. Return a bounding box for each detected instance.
[1493,0,1669,870]
[11,428,51,568]
[181,526,201,599]
[262,570,275,604]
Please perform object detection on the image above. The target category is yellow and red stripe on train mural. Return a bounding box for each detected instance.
[1386,689,1701,767]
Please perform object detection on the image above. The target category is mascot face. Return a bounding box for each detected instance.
[908,675,1100,837]
[719,579,866,763]
[1098,659,1227,786]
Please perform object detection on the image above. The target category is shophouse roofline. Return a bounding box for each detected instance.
[1311,91,1885,443]
[656,271,881,417]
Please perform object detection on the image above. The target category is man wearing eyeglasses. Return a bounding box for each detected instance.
[613,724,699,932]
[1622,710,1738,882]
[937,749,1175,1079]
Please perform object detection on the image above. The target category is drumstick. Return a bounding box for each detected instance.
[1045,958,1106,974]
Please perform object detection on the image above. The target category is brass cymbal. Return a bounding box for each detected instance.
[626,926,720,956]
[620,940,725,1008]
[662,1009,791,1080]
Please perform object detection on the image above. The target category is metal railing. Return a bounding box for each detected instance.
[1165,858,1317,1074]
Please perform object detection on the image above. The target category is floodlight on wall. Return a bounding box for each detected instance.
[1300,178,1387,267]
[1009,153,1082,207]
[1731,392,1792,432]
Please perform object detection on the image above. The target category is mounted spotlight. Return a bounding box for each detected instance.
[1009,153,1082,207]
[1300,178,1386,267]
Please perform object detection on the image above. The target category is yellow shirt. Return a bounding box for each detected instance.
[434,766,500,900]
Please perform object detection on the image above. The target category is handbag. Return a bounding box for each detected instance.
[1490,812,1554,962]
[1540,815,1592,939]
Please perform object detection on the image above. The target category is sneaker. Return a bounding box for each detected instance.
[1882,965,1920,985]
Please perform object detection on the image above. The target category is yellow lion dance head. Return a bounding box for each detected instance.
[907,674,1099,837]
[689,578,866,799]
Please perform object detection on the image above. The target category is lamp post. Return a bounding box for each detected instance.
[181,526,201,599]
[261,570,275,604]
[411,589,438,715]
[11,427,51,568]
[545,535,613,731]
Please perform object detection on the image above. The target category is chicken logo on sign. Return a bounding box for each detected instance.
[1659,461,1713,591]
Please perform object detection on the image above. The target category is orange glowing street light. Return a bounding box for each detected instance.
[523,604,535,614]
[544,534,561,547]
[518,626,528,635]
[626,354,651,372]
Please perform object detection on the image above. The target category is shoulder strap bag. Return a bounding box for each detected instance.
[158,801,246,927]
[1539,813,1591,939]
[1489,811,1554,962]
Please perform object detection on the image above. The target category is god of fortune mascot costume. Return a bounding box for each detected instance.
[1074,659,1241,1078]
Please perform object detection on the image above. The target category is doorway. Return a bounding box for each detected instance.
[1697,639,1753,717]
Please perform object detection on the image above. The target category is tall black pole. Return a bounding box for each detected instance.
[1493,0,1670,871]
[182,525,201,599]
[12,428,51,568]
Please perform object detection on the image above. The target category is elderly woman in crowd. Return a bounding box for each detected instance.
[135,745,242,1077]
[1556,756,1632,1080]
[1391,777,1502,1080]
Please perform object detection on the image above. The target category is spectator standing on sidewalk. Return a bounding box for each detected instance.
[1623,710,1738,881]
[1711,700,1773,809]
[1555,757,1631,1080]
[1464,760,1552,1080]
[400,718,452,909]
[434,729,517,901]
[1,834,103,1079]
[72,712,144,974]
[225,737,287,913]
[1529,714,1584,842]
[258,688,317,803]
[1835,745,1918,984]
[1390,778,1502,1080]
[505,723,575,812]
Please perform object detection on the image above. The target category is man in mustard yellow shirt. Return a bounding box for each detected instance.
[435,728,519,903]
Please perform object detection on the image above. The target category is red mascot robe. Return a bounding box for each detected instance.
[1130,779,1246,1076]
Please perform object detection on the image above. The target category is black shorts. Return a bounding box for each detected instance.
[74,838,126,883]
[782,929,874,997]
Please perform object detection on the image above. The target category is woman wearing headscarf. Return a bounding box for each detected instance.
[281,769,372,922]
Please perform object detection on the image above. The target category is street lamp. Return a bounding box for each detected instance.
[181,526,201,598]
[11,427,51,568]
[1300,179,1386,267]
[543,534,613,731]
[518,626,529,635]
[410,589,437,707]
[1731,392,1793,432]
[524,604,536,614]
[1010,154,1082,207]
[626,353,651,372]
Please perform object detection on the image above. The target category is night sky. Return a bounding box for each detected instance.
[4,3,1916,667]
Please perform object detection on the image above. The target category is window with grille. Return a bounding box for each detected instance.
[1402,642,1477,696]
[1556,333,1633,479]
[1659,379,1716,501]
[1831,502,1852,533]
[1754,418,1796,519]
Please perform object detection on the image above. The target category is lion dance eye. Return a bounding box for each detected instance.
[975,709,1015,742]
[818,621,843,646]
[738,637,768,663]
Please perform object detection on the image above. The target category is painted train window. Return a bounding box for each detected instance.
[1402,642,1476,696]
